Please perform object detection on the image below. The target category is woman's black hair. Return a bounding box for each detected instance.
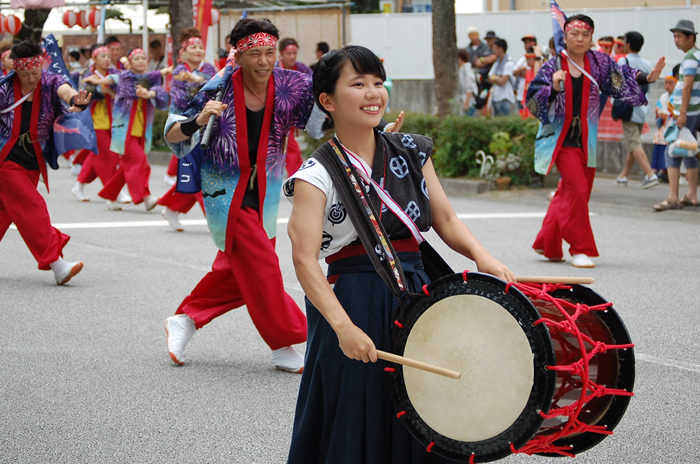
[564,14,595,32]
[313,45,386,131]
[69,50,80,61]
[10,40,43,60]
[229,18,279,49]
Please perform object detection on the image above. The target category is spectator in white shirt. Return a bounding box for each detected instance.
[488,39,516,116]
[458,48,478,116]
[513,35,538,109]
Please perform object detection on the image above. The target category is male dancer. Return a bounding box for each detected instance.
[0,40,91,284]
[163,18,321,372]
[526,15,664,268]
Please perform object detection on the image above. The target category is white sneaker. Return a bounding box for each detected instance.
[272,346,305,374]
[571,254,595,268]
[70,163,82,176]
[116,190,132,204]
[639,174,659,189]
[144,195,159,211]
[164,315,196,366]
[71,182,89,202]
[106,200,122,211]
[163,175,177,186]
[615,176,628,187]
[50,258,84,285]
[161,207,184,232]
[680,176,689,186]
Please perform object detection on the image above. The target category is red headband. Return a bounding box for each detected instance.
[181,37,203,51]
[1,50,11,61]
[236,32,278,53]
[281,44,298,53]
[92,46,109,58]
[598,40,613,47]
[565,20,592,33]
[128,48,146,61]
[13,55,43,71]
[614,39,624,46]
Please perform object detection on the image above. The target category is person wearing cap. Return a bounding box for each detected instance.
[650,68,679,190]
[84,48,172,211]
[468,27,496,94]
[71,45,122,207]
[162,18,323,373]
[661,19,700,209]
[0,40,92,285]
[514,35,542,110]
[526,14,665,268]
[614,31,659,190]
[275,38,312,176]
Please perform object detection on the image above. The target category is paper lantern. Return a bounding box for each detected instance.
[210,9,220,25]
[4,15,22,35]
[62,11,77,28]
[87,9,101,28]
[0,15,5,34]
[76,10,88,29]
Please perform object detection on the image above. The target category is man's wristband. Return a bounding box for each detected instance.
[636,71,649,86]
[180,116,202,137]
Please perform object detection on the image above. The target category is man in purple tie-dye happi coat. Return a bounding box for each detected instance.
[163,18,325,372]
[525,14,665,268]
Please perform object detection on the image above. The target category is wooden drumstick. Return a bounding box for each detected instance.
[377,350,461,380]
[516,276,595,285]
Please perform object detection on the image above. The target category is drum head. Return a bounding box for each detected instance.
[389,273,557,463]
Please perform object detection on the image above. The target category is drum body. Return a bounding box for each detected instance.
[388,272,635,463]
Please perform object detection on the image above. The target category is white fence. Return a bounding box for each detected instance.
[351,6,699,79]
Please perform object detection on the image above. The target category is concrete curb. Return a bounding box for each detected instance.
[438,178,490,196]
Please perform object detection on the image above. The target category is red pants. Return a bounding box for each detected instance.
[166,155,178,177]
[98,136,151,204]
[73,149,89,166]
[285,130,303,176]
[77,130,119,186]
[533,147,599,259]
[176,207,307,350]
[157,185,204,214]
[0,161,70,270]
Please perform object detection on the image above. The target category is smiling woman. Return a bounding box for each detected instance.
[284,45,514,463]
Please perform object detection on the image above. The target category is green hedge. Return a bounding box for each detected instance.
[299,112,541,186]
[152,109,169,151]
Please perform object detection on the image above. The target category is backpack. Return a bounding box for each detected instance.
[611,57,648,121]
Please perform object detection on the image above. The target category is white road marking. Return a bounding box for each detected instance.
[9,212,597,230]
[635,353,700,374]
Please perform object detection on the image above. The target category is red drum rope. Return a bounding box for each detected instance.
[508,282,635,457]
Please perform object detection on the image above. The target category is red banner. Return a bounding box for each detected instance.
[192,0,213,49]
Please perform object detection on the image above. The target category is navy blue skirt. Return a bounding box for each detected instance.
[288,252,459,464]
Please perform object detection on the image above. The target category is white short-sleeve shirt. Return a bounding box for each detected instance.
[285,156,373,260]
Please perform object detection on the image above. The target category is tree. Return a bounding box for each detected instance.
[16,9,50,43]
[431,0,458,118]
[169,0,193,48]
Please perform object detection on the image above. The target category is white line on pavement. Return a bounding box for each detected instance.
[10,212,598,230]
[635,353,700,374]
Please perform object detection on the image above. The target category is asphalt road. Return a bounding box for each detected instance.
[1,159,698,464]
